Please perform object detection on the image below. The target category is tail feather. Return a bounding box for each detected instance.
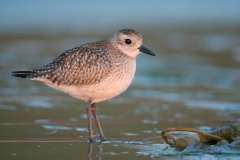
[11,71,36,78]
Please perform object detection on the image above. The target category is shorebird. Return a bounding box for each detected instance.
[12,29,155,142]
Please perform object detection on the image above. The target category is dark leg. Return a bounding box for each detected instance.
[91,103,105,140]
[86,101,94,143]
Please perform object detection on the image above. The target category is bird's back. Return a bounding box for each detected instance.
[13,41,113,86]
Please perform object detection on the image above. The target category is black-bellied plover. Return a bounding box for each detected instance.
[12,29,155,142]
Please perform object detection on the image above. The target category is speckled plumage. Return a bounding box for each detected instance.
[24,42,112,86]
[12,29,155,142]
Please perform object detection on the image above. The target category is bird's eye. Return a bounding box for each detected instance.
[125,39,132,44]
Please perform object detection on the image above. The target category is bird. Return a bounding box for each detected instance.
[12,29,155,142]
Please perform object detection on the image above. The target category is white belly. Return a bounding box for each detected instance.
[41,60,136,103]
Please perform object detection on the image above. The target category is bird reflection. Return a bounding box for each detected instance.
[86,139,149,159]
[87,142,103,160]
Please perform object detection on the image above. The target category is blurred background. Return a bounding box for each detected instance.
[1,0,240,159]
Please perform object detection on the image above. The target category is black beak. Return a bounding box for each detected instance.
[139,45,155,56]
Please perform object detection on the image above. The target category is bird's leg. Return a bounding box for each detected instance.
[86,102,94,143]
[91,103,105,141]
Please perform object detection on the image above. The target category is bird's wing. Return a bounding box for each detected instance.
[31,46,112,85]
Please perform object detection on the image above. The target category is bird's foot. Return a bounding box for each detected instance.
[88,137,95,143]
[100,137,112,142]
[88,136,112,143]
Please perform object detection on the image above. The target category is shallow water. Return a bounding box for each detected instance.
[1,26,240,159]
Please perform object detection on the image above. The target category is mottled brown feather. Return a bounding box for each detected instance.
[29,44,112,86]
